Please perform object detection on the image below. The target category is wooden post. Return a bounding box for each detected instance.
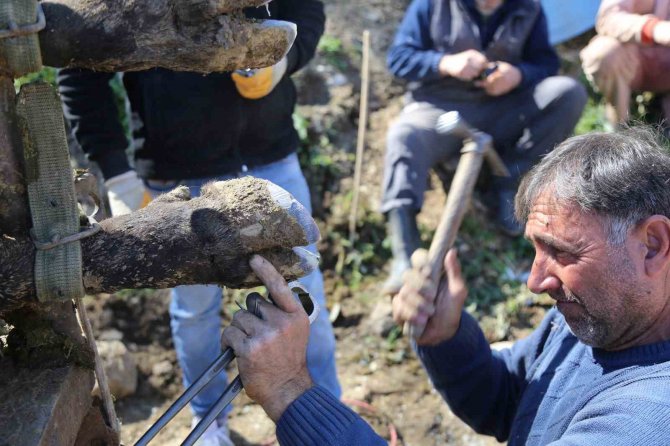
[0,76,31,236]
[348,30,371,245]
[0,0,312,443]
[0,72,102,445]
[38,0,295,73]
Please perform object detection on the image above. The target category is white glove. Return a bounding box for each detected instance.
[105,170,151,216]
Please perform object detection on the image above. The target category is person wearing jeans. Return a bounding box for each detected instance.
[146,153,339,430]
[57,2,339,444]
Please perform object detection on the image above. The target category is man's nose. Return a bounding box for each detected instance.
[527,255,561,294]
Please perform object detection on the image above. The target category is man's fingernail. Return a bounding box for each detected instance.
[250,255,263,267]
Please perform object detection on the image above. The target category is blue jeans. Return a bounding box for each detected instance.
[146,153,340,420]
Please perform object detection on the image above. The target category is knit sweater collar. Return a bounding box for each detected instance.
[592,338,670,367]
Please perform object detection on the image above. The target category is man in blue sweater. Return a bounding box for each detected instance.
[222,128,670,445]
[381,0,587,294]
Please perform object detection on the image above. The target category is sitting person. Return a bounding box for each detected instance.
[224,128,670,445]
[581,0,670,127]
[381,0,586,293]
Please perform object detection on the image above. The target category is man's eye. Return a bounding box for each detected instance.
[554,250,574,263]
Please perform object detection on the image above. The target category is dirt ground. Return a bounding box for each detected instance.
[82,0,552,445]
[88,288,508,446]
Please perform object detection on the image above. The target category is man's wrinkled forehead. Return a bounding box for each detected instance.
[525,192,588,235]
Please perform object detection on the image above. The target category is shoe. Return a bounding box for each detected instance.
[191,417,235,446]
[382,206,420,295]
[495,188,523,237]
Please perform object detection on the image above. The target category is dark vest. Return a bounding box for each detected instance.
[410,0,540,103]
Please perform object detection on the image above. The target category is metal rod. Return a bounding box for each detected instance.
[181,376,244,446]
[135,286,318,445]
[133,348,236,446]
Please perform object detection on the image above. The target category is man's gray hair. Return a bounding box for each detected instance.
[515,127,670,244]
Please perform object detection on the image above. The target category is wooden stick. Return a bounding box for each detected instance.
[407,140,488,339]
[348,30,371,245]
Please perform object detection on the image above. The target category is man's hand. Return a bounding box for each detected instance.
[392,249,468,346]
[231,57,288,100]
[475,61,522,96]
[221,255,313,422]
[439,50,489,81]
[105,170,151,216]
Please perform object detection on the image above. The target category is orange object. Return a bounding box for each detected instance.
[231,67,274,99]
[642,17,661,44]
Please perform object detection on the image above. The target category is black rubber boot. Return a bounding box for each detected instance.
[382,205,420,295]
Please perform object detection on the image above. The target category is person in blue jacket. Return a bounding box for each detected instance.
[381,0,587,294]
[225,128,670,446]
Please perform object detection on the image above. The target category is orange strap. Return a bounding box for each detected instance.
[642,17,661,45]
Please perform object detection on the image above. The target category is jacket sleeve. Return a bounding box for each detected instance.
[415,310,560,442]
[387,0,444,82]
[57,68,131,180]
[276,386,387,446]
[515,8,560,89]
[595,0,657,44]
[278,0,325,75]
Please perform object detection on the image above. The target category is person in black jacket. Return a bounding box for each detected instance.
[58,2,340,444]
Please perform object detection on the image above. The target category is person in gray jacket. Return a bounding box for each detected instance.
[381,0,586,294]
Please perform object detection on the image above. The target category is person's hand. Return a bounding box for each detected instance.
[104,170,151,216]
[221,255,313,422]
[392,249,468,346]
[653,21,670,46]
[439,50,489,81]
[475,61,522,96]
[231,57,288,99]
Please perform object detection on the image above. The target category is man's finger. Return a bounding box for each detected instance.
[221,325,249,355]
[444,248,467,297]
[250,255,301,313]
[231,309,264,337]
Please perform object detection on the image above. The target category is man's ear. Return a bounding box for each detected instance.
[636,215,670,277]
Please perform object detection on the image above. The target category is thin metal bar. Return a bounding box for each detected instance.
[181,376,244,446]
[135,286,319,445]
[133,348,236,446]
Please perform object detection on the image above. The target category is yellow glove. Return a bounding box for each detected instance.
[231,57,288,100]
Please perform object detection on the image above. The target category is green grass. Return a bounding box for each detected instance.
[575,98,608,135]
[317,35,348,71]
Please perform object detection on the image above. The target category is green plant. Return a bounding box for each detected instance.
[575,98,608,135]
[456,214,534,319]
[317,35,348,71]
[318,35,343,55]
